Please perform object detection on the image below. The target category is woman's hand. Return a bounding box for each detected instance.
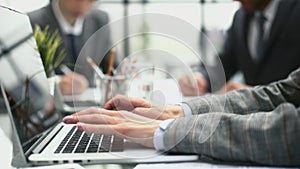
[104,95,152,111]
[63,107,161,148]
[215,81,251,94]
[104,95,184,120]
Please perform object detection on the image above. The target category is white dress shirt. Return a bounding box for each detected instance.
[153,103,192,151]
[248,0,281,59]
[52,0,84,36]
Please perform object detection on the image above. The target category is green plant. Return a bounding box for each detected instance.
[33,25,65,77]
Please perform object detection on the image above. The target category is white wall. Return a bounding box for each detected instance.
[0,0,49,13]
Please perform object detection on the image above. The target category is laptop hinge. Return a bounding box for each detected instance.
[32,124,63,154]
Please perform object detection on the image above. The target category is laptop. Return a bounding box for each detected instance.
[0,5,198,167]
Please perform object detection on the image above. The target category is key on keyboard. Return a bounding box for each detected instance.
[54,126,124,154]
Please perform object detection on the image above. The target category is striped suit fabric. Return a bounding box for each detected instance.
[163,68,300,166]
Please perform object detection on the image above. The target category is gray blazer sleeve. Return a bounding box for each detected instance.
[184,68,300,115]
[163,68,300,166]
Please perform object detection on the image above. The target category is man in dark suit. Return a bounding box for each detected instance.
[179,0,300,96]
[28,0,117,95]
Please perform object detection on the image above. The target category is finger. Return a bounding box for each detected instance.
[75,107,116,116]
[180,86,198,96]
[195,78,208,94]
[64,113,121,124]
[77,122,120,137]
[196,78,207,89]
[128,97,152,108]
[63,114,78,124]
[179,77,195,90]
[104,95,133,110]
[132,107,162,120]
[78,114,121,124]
[179,77,200,96]
[224,82,240,92]
[184,78,208,96]
[74,107,124,119]
[63,108,104,124]
[74,107,102,116]
[104,95,151,110]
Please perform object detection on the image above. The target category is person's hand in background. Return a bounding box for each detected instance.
[215,81,251,94]
[178,73,208,96]
[104,95,152,111]
[58,73,89,95]
[63,108,161,148]
[104,95,184,120]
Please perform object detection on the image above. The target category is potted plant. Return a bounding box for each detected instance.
[33,25,65,78]
[33,25,65,95]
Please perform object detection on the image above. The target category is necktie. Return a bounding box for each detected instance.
[68,34,79,63]
[256,12,267,62]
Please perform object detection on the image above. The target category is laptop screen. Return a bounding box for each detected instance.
[0,6,60,152]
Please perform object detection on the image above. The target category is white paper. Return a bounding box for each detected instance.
[63,88,101,102]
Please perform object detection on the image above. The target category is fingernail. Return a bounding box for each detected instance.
[77,122,84,131]
[63,116,73,123]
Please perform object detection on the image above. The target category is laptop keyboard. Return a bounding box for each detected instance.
[54,126,124,154]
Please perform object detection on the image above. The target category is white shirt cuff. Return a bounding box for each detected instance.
[181,103,193,116]
[153,119,175,151]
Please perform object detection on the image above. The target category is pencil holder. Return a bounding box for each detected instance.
[95,74,127,105]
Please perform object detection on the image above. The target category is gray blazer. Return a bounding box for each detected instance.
[28,4,117,84]
[164,67,300,166]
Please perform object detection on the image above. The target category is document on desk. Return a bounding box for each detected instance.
[63,88,101,102]
[134,162,291,169]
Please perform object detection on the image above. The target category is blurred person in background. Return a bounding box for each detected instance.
[179,0,300,96]
[28,0,118,95]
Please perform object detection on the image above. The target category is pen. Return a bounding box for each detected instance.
[86,56,105,79]
[107,49,115,76]
[59,65,72,75]
[105,49,115,101]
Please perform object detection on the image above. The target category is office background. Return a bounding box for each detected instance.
[0,0,240,79]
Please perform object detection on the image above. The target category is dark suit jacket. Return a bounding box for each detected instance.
[211,0,300,87]
[28,4,117,84]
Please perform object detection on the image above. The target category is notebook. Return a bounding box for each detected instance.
[54,83,102,113]
[0,5,198,167]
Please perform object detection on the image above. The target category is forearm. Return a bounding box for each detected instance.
[184,68,300,115]
[184,88,276,115]
[163,103,300,166]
